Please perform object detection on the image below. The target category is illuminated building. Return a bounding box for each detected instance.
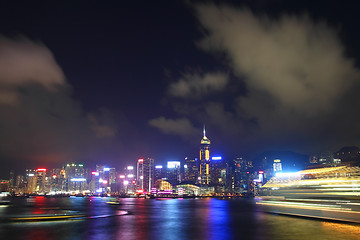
[0,180,9,192]
[108,167,117,193]
[25,169,36,193]
[166,161,181,185]
[333,146,360,165]
[9,170,14,190]
[273,159,282,174]
[175,184,200,196]
[154,165,164,181]
[95,165,115,193]
[199,126,211,185]
[48,168,65,192]
[15,175,25,193]
[35,168,47,193]
[183,158,197,183]
[65,164,86,192]
[154,179,173,191]
[226,157,252,194]
[137,159,144,190]
[89,170,100,193]
[210,156,225,186]
[122,165,136,194]
[137,158,155,193]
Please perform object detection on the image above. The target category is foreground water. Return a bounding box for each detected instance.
[0,197,359,240]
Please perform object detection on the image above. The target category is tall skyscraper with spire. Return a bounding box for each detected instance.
[199,125,211,185]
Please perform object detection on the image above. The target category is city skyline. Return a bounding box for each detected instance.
[1,1,360,177]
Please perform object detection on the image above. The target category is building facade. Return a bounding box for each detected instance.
[137,158,155,193]
[199,127,211,185]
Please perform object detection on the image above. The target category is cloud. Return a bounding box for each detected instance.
[153,4,360,155]
[186,4,360,153]
[88,110,118,138]
[0,35,66,104]
[204,102,242,135]
[168,71,229,98]
[0,36,126,171]
[149,117,198,139]
[196,5,359,116]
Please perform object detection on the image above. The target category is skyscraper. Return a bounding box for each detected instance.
[199,126,211,185]
[154,165,164,181]
[184,157,197,183]
[137,158,155,193]
[226,157,252,194]
[65,164,85,192]
[166,161,181,185]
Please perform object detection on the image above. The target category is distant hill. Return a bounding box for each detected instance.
[333,146,360,163]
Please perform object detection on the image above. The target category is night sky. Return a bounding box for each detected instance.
[1,0,360,176]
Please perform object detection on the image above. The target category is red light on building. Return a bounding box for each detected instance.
[37,168,47,172]
[132,180,136,184]
[138,158,144,162]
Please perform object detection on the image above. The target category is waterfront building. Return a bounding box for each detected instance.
[122,165,136,194]
[210,157,225,185]
[154,179,173,191]
[108,167,117,193]
[226,157,252,194]
[183,157,197,183]
[65,164,86,193]
[273,159,282,174]
[95,165,114,193]
[199,126,211,185]
[154,165,164,181]
[9,170,14,190]
[35,168,47,194]
[15,175,25,193]
[137,158,155,193]
[166,161,181,185]
[0,180,9,192]
[25,169,36,193]
[48,168,65,193]
[175,184,200,196]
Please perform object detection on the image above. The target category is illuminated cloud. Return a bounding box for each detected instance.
[153,4,360,153]
[168,71,229,98]
[0,36,125,168]
[196,5,359,115]
[0,35,66,104]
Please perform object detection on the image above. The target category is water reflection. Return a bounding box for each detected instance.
[321,222,360,239]
[0,197,359,240]
[206,199,232,240]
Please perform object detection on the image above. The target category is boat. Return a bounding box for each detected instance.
[257,166,360,223]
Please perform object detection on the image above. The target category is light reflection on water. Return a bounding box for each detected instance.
[0,197,359,240]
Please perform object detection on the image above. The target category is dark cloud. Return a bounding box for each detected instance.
[149,117,198,139]
[88,109,118,138]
